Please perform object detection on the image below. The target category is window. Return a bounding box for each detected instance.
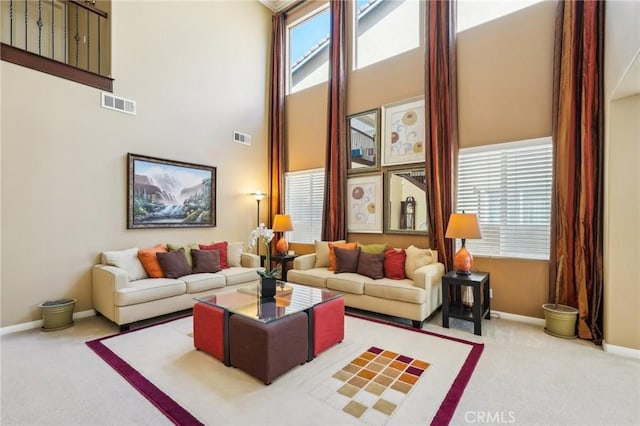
[456,138,552,260]
[284,168,325,243]
[288,6,330,94]
[457,0,543,32]
[354,0,420,70]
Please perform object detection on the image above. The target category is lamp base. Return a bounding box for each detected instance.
[453,244,473,275]
[275,236,288,254]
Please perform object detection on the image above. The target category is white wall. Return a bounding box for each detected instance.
[604,0,640,350]
[0,1,272,326]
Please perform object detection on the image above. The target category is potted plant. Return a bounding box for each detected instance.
[249,223,278,298]
[542,256,578,338]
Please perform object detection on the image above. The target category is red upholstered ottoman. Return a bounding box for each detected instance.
[313,297,345,356]
[193,302,225,362]
[229,311,308,385]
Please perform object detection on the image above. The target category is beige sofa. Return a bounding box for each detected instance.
[92,245,261,330]
[287,245,444,328]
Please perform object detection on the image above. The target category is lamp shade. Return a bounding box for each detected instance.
[250,191,266,201]
[445,213,482,240]
[272,214,293,232]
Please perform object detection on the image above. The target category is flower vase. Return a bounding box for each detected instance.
[260,277,277,298]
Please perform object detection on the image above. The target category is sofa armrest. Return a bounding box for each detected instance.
[92,264,130,321]
[293,253,317,271]
[412,262,445,292]
[241,252,260,268]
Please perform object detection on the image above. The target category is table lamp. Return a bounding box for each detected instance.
[445,212,482,275]
[272,214,293,254]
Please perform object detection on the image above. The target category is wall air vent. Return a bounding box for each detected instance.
[233,131,252,146]
[101,92,136,115]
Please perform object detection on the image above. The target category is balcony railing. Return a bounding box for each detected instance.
[1,0,113,91]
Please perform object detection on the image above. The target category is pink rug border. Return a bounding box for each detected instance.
[86,312,483,426]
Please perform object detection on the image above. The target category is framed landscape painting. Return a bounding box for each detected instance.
[127,153,216,229]
[382,98,426,166]
[347,174,383,233]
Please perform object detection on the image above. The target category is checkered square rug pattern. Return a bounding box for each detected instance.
[315,346,430,424]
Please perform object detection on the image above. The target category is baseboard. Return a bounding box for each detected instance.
[0,309,96,336]
[602,339,640,359]
[492,310,546,326]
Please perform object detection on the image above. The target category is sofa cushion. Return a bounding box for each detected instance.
[357,252,385,280]
[314,240,346,268]
[138,244,168,278]
[199,242,229,269]
[334,247,361,273]
[384,248,406,280]
[364,279,426,304]
[357,243,388,254]
[227,242,244,267]
[218,267,260,286]
[114,278,186,307]
[103,247,148,281]
[157,248,192,279]
[287,268,332,288]
[191,249,221,274]
[182,273,226,293]
[405,246,435,280]
[327,274,365,295]
[328,242,358,271]
[167,243,199,267]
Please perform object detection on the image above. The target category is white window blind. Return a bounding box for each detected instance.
[285,168,325,243]
[456,138,552,260]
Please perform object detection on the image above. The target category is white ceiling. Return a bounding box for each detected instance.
[258,0,297,13]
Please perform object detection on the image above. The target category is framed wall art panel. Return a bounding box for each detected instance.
[127,153,216,229]
[382,98,426,166]
[347,174,383,233]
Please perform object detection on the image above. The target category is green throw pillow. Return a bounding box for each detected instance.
[357,243,388,254]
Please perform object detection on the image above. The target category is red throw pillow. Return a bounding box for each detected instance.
[199,242,228,269]
[384,247,406,280]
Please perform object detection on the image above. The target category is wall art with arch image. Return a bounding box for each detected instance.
[127,153,216,229]
[347,174,383,233]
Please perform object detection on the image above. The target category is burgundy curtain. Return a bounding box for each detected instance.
[321,0,347,241]
[424,0,458,272]
[549,0,604,343]
[268,13,286,227]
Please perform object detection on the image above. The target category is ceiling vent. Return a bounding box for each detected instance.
[233,131,252,146]
[101,92,136,115]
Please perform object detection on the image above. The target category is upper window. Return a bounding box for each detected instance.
[284,169,325,243]
[457,0,543,32]
[288,6,330,94]
[353,0,420,70]
[456,138,552,260]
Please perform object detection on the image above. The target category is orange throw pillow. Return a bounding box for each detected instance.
[138,244,168,278]
[328,242,357,271]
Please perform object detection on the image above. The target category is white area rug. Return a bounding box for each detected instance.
[87,313,483,425]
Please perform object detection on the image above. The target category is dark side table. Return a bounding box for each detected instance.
[260,253,298,281]
[441,271,490,336]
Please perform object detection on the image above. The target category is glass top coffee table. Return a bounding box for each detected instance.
[194,281,344,372]
[195,281,342,323]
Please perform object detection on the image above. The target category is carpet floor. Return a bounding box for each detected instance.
[87,313,483,425]
[1,309,639,425]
